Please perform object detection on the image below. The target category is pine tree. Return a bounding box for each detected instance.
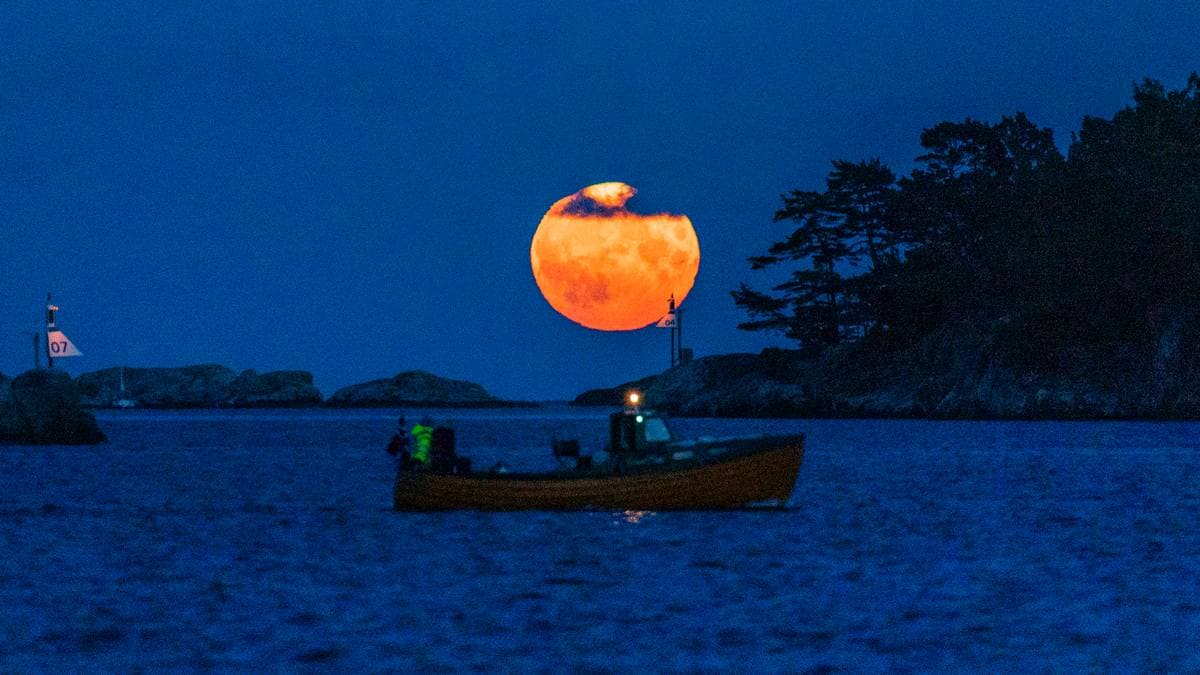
[733,182,870,354]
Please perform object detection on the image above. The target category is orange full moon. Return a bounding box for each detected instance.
[530,182,700,331]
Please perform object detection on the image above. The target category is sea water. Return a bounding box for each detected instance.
[1,407,1199,670]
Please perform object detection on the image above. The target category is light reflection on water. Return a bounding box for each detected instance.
[615,510,654,524]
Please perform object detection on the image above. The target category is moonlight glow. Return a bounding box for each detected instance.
[530,182,700,331]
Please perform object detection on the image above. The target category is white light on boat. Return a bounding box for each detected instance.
[627,391,641,405]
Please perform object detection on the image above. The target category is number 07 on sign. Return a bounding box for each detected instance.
[44,296,82,360]
[46,330,82,357]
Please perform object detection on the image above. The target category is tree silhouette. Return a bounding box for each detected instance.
[735,74,1200,364]
[733,161,897,352]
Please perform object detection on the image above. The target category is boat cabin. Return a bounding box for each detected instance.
[608,410,673,455]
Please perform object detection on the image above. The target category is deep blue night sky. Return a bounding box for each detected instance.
[3,2,1199,399]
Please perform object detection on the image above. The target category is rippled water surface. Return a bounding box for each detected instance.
[2,407,1200,670]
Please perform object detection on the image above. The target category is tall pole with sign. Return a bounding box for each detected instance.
[656,294,679,369]
[20,331,40,369]
[44,293,83,369]
[676,306,683,366]
[668,294,676,367]
[46,294,55,369]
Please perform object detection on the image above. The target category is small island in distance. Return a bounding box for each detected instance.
[1,366,534,444]
[67,366,535,409]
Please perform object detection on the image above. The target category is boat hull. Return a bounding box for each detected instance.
[393,437,804,511]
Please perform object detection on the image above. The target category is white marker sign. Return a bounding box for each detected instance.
[46,330,82,357]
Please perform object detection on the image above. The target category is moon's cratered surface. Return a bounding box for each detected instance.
[530,182,700,331]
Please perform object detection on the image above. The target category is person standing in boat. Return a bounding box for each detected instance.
[387,415,412,469]
[410,417,435,468]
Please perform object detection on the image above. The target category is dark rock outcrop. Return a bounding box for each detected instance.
[0,370,106,444]
[572,319,1200,420]
[77,365,322,408]
[227,370,322,408]
[326,370,534,408]
[571,374,660,407]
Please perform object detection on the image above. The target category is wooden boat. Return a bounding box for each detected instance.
[393,399,804,511]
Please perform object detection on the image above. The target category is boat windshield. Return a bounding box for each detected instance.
[643,416,672,443]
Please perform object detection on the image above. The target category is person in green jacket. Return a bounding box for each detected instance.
[410,419,434,467]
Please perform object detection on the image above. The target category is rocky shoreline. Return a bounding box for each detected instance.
[1,370,106,444]
[1,364,536,445]
[74,366,533,409]
[572,320,1200,420]
[77,365,323,409]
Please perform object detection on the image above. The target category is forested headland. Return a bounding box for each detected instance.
[576,75,1200,418]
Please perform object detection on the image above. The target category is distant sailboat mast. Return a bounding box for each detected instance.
[114,364,138,409]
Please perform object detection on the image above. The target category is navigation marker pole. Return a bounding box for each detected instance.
[676,306,683,366]
[19,331,40,369]
[43,293,82,369]
[46,294,55,369]
[669,294,676,367]
[656,294,680,369]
